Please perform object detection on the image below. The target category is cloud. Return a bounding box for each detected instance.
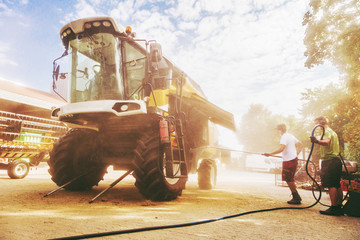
[110,0,135,23]
[0,2,14,16]
[177,20,196,31]
[196,16,220,40]
[0,52,17,66]
[198,0,234,13]
[59,0,339,118]
[62,0,104,23]
[167,0,201,21]
[166,0,339,118]
[0,18,18,66]
[20,0,29,5]
[74,0,100,18]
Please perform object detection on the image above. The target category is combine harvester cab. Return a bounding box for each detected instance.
[50,17,235,201]
[0,111,67,179]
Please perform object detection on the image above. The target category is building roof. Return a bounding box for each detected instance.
[0,78,66,119]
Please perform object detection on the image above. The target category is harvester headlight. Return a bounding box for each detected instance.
[120,104,129,111]
[102,21,111,27]
[61,28,73,39]
[93,21,101,27]
[112,102,141,112]
[84,23,92,29]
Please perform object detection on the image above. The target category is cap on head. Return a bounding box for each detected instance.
[276,124,287,132]
[314,116,329,126]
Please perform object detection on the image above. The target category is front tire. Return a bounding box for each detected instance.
[133,129,187,201]
[7,160,30,179]
[48,128,107,190]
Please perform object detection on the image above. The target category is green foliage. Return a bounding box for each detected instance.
[303,0,360,76]
[237,104,307,155]
[300,83,349,139]
[303,0,360,166]
[237,0,360,167]
[300,83,348,162]
[342,97,360,163]
[237,84,356,164]
[237,104,278,153]
[299,82,360,165]
[301,83,345,118]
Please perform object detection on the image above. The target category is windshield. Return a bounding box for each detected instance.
[68,33,124,103]
[53,33,148,102]
[123,41,146,100]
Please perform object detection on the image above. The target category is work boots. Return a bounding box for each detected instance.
[287,191,302,205]
[319,205,344,216]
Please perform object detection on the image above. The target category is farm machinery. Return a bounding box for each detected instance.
[0,110,67,178]
[50,17,235,201]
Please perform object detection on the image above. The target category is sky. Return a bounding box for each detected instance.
[0,0,340,135]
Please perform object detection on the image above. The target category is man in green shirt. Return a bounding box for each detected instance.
[311,116,343,216]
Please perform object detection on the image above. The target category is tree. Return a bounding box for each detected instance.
[300,83,348,129]
[237,104,307,154]
[303,0,360,164]
[237,104,279,153]
[300,83,349,162]
[341,97,360,162]
[303,0,360,88]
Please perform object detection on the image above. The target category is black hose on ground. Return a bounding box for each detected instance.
[49,125,325,240]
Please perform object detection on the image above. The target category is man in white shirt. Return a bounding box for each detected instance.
[264,124,303,204]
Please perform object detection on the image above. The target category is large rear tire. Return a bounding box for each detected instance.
[7,160,30,179]
[198,159,217,190]
[48,128,107,190]
[133,129,187,201]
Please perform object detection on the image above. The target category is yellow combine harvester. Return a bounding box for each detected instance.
[50,17,235,201]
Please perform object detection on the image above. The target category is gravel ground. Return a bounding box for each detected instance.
[0,165,359,240]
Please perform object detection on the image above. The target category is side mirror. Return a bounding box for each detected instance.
[53,65,60,81]
[52,50,68,82]
[150,43,163,62]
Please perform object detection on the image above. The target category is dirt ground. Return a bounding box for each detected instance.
[0,164,359,240]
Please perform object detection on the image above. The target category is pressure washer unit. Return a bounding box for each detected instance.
[343,183,360,217]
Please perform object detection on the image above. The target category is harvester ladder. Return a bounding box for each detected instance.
[166,117,187,178]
